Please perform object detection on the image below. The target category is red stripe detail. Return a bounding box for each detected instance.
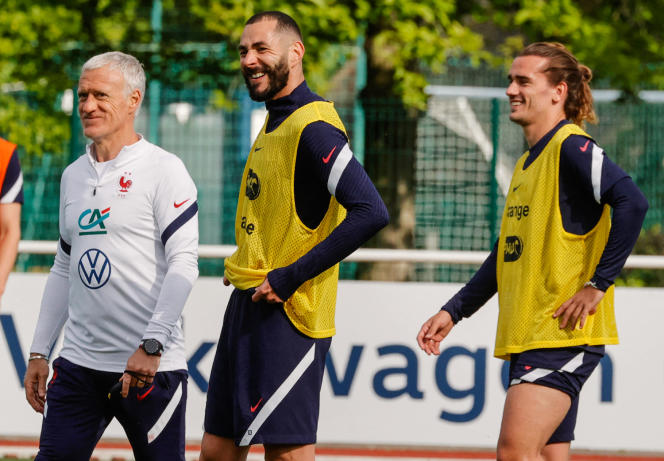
[102,207,111,214]
[48,369,58,389]
[136,385,155,401]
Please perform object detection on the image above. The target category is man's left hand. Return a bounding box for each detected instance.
[554,285,605,330]
[252,278,284,304]
[119,347,160,398]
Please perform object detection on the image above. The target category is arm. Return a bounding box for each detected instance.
[256,122,388,303]
[25,237,71,413]
[0,203,20,301]
[122,157,199,396]
[0,148,24,303]
[416,241,498,355]
[25,169,70,412]
[554,137,648,329]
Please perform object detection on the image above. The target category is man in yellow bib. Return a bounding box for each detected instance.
[200,11,388,461]
[417,43,648,461]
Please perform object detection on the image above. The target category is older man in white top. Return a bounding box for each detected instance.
[24,51,199,461]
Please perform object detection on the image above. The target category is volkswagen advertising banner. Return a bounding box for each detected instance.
[1,274,662,452]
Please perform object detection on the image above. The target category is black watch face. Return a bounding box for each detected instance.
[143,340,160,354]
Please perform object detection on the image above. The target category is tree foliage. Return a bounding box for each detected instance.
[4,0,664,156]
[190,0,489,108]
[0,0,230,156]
[474,0,664,94]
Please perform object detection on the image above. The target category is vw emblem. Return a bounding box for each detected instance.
[78,248,112,289]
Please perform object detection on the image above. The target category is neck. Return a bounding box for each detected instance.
[92,129,140,162]
[270,72,305,102]
[522,114,566,148]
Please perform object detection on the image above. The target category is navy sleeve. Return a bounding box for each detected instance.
[592,177,648,289]
[267,122,389,301]
[560,136,648,290]
[440,240,498,323]
[1,148,24,204]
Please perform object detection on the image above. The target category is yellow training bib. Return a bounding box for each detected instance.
[225,101,347,338]
[495,124,617,359]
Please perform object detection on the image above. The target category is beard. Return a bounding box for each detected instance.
[243,55,290,102]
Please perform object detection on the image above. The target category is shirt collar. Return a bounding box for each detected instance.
[86,134,147,167]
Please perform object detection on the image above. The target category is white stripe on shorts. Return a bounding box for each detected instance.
[239,343,316,446]
[513,352,586,385]
[147,381,183,444]
[327,143,352,196]
[591,144,604,204]
[518,367,554,383]
[560,352,585,373]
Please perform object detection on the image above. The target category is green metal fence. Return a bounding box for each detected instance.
[15,85,664,283]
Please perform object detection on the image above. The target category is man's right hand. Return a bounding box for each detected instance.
[24,357,49,413]
[416,310,455,356]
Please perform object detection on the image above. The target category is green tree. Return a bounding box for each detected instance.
[190,0,490,278]
[475,0,664,94]
[189,0,664,279]
[0,0,231,157]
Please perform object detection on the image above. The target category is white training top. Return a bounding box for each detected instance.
[30,137,199,372]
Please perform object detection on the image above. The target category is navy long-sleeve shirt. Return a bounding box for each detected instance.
[442,120,649,323]
[263,81,389,301]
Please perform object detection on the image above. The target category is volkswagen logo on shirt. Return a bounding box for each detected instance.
[78,248,112,289]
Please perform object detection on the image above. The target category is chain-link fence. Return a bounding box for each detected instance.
[14,84,664,283]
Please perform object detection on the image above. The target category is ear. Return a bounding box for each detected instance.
[289,40,305,68]
[552,81,568,104]
[128,89,142,114]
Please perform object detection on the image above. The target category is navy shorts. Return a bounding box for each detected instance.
[36,357,187,461]
[508,345,605,444]
[204,288,332,446]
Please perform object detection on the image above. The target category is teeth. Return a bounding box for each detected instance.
[251,73,265,79]
[511,101,522,106]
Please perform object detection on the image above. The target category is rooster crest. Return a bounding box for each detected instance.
[119,175,133,192]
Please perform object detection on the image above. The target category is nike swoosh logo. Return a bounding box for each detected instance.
[250,397,263,413]
[322,146,337,164]
[512,184,521,192]
[254,146,263,152]
[137,385,155,401]
[174,199,190,208]
[580,140,590,152]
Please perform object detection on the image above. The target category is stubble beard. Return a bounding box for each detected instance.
[243,55,290,102]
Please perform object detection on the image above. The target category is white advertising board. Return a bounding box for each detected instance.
[1,274,662,452]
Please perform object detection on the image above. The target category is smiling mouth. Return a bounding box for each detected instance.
[250,72,265,79]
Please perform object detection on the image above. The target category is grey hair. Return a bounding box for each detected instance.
[81,51,146,108]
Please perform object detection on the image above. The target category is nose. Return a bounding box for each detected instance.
[79,96,97,116]
[506,81,518,97]
[242,50,258,69]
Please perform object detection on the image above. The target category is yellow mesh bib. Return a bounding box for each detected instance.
[495,124,617,360]
[225,101,347,338]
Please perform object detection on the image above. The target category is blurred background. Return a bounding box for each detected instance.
[2,0,663,283]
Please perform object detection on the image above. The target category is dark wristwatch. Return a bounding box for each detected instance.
[140,338,163,356]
